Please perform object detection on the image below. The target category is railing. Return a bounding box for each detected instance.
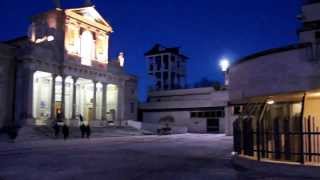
[234,115,320,165]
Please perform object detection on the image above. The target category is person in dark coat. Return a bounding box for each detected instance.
[79,115,86,138]
[53,121,60,138]
[53,109,63,138]
[85,125,91,139]
[7,125,18,143]
[62,124,69,140]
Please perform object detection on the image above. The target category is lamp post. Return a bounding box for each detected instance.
[219,58,230,86]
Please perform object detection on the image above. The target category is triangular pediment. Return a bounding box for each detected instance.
[65,6,113,32]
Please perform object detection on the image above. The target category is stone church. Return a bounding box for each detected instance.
[0,1,138,130]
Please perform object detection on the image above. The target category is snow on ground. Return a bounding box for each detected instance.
[0,134,313,180]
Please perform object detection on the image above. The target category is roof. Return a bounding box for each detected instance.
[65,6,113,33]
[233,42,312,66]
[3,36,29,48]
[145,44,188,59]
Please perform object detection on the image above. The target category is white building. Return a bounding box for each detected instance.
[140,87,236,134]
[145,44,187,91]
[0,2,138,130]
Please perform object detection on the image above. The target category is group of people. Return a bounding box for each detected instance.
[52,110,91,140]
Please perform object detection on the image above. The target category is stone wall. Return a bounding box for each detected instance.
[0,43,16,130]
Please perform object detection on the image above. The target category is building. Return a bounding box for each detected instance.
[0,1,138,130]
[230,0,320,166]
[140,87,230,133]
[145,44,187,91]
[139,44,237,134]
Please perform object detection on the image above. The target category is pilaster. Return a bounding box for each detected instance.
[72,76,78,119]
[51,74,57,119]
[102,83,107,121]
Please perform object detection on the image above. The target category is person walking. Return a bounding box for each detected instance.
[79,115,86,138]
[53,120,59,138]
[62,124,69,140]
[85,124,91,139]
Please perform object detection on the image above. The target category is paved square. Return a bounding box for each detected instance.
[0,134,310,180]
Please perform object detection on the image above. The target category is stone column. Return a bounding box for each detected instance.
[72,77,78,119]
[51,74,57,120]
[102,83,107,121]
[61,75,66,119]
[92,81,97,121]
[117,83,125,126]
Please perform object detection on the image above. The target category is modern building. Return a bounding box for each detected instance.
[140,87,231,133]
[145,44,187,91]
[230,0,320,166]
[0,1,138,130]
[139,44,237,134]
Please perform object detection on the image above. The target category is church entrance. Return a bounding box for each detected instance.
[32,71,53,125]
[76,78,94,123]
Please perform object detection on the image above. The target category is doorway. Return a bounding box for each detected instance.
[207,118,219,133]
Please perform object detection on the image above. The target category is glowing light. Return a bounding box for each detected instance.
[47,35,55,42]
[219,58,230,72]
[35,35,55,44]
[266,99,275,105]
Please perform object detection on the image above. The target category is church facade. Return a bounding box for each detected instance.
[0,4,138,129]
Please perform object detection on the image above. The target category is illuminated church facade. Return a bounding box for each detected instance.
[0,2,138,129]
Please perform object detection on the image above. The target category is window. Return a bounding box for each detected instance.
[233,105,242,115]
[156,56,161,70]
[96,34,107,63]
[149,64,154,71]
[164,55,169,69]
[65,24,80,55]
[81,31,95,66]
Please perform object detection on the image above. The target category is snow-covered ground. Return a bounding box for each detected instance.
[0,134,312,180]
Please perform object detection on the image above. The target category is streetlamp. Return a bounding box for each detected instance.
[219,58,230,86]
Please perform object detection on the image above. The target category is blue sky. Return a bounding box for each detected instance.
[0,0,301,101]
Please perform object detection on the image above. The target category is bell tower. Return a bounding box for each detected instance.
[299,0,320,43]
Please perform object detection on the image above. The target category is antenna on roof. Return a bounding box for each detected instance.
[52,0,61,9]
[84,0,93,6]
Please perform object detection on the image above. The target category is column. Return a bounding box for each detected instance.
[101,83,107,121]
[92,80,97,121]
[72,77,78,119]
[117,84,125,126]
[51,74,57,119]
[61,75,66,119]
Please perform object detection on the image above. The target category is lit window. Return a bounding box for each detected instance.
[81,31,94,66]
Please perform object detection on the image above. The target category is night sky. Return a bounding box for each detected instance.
[0,0,301,101]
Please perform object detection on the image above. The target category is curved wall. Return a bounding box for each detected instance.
[229,46,320,102]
